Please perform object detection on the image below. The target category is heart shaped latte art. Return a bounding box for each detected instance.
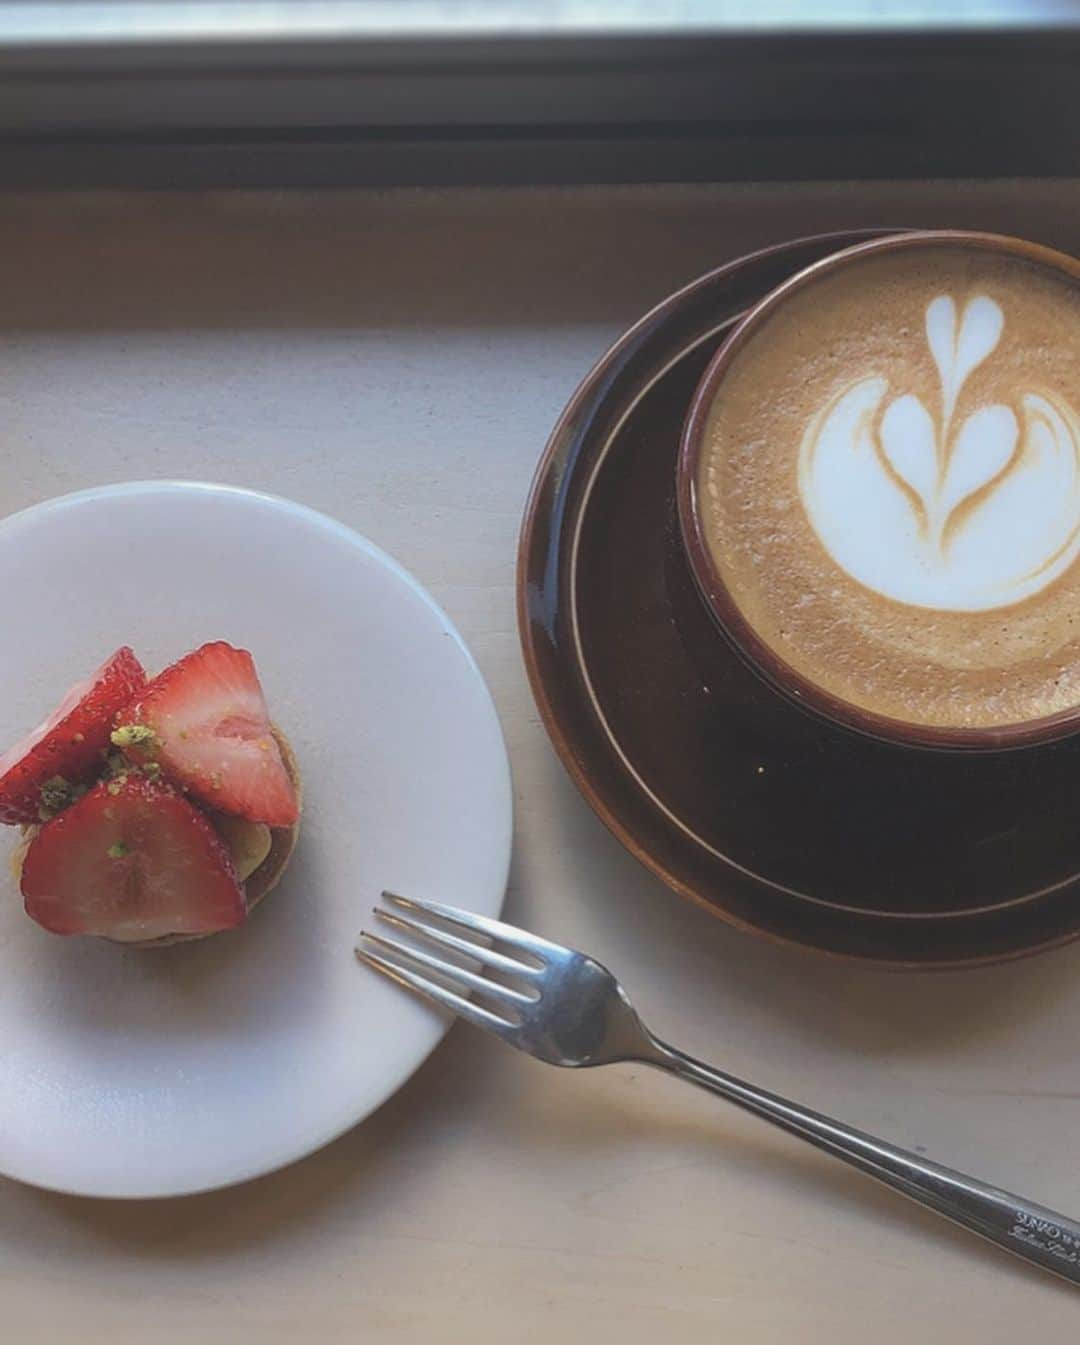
[797,294,1080,611]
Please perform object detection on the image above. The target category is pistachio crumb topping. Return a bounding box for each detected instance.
[111,724,158,751]
[102,751,128,779]
[38,775,81,820]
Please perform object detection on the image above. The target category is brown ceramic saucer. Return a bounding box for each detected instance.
[518,230,1080,967]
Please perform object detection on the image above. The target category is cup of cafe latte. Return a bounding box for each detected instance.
[678,230,1080,749]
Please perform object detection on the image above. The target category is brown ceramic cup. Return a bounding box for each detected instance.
[677,229,1080,751]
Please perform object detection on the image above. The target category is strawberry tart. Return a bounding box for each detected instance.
[1,642,301,946]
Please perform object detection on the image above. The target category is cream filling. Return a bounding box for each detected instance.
[210,814,272,883]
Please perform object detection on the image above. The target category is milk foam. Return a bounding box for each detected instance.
[798,293,1080,610]
[699,244,1080,729]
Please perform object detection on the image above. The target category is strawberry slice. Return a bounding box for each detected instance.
[0,647,146,825]
[118,642,298,827]
[21,774,246,941]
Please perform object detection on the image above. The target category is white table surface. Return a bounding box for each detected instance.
[1,182,1079,1341]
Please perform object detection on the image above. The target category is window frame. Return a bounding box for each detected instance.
[0,3,1077,187]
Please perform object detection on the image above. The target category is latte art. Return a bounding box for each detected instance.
[698,241,1080,731]
[799,293,1080,610]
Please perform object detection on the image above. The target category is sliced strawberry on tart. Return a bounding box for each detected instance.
[0,646,146,824]
[2,642,300,946]
[115,641,299,828]
[21,775,247,943]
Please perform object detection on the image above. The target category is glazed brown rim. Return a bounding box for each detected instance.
[517,235,859,924]
[677,229,1080,753]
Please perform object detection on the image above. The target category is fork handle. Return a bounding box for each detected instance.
[644,1037,1080,1286]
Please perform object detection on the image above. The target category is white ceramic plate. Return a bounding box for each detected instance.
[0,482,511,1198]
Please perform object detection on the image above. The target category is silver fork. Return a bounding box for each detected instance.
[359,892,1080,1287]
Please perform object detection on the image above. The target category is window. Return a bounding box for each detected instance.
[0,3,1077,186]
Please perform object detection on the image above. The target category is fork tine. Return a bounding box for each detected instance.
[357,944,516,1037]
[381,891,561,961]
[362,931,534,1008]
[375,908,542,979]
